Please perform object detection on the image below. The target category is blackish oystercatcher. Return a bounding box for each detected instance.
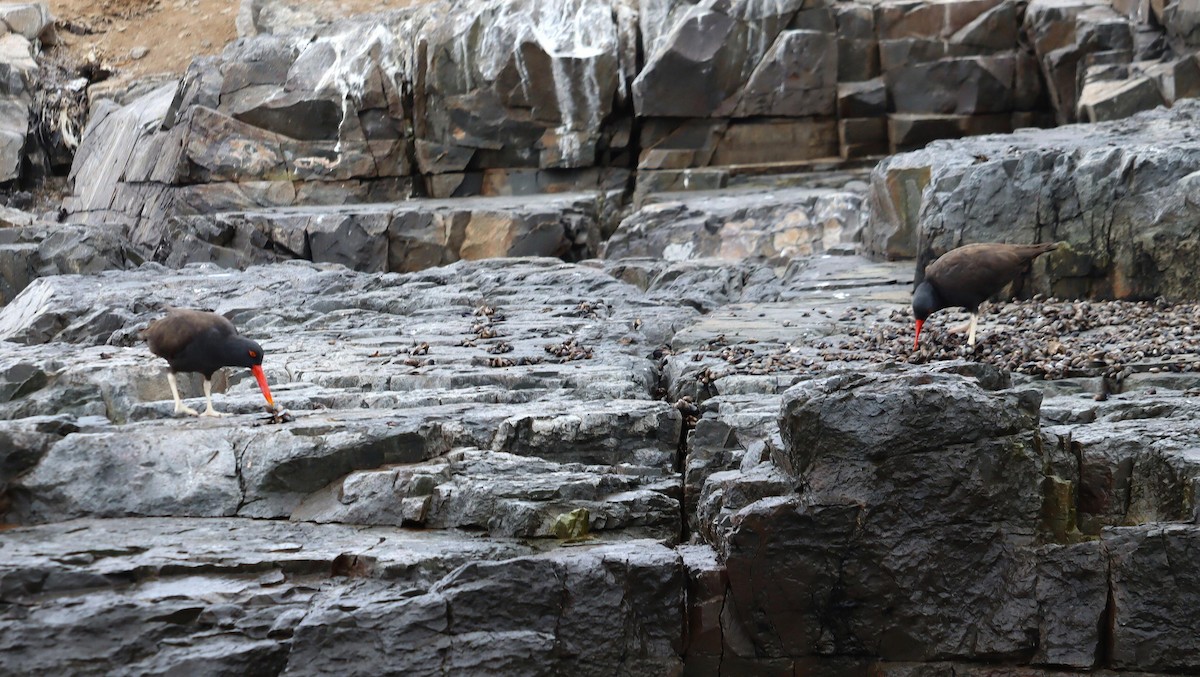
[912,242,1059,348]
[144,309,275,417]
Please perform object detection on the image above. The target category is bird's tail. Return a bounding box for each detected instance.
[1020,242,1060,259]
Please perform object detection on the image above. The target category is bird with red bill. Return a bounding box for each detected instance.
[912,242,1059,349]
[144,308,279,417]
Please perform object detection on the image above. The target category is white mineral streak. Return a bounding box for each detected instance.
[458,0,617,163]
[306,23,404,153]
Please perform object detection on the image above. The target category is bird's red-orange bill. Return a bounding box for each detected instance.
[251,365,275,407]
[913,319,924,349]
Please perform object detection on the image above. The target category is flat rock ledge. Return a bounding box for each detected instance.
[0,517,684,676]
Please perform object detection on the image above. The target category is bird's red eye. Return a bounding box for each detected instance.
[249,350,258,358]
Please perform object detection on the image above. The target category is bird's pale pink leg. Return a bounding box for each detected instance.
[967,313,979,347]
[199,377,229,417]
[168,372,200,416]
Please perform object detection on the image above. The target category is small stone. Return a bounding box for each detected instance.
[129,47,149,60]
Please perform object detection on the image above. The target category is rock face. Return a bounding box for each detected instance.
[865,100,1200,300]
[56,0,1200,273]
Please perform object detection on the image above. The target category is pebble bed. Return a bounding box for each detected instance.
[692,298,1200,382]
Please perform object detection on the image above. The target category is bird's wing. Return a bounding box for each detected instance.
[924,246,1029,304]
[144,310,236,359]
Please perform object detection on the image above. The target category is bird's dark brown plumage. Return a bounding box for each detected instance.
[923,242,1059,312]
[144,308,274,416]
[146,309,240,375]
[913,242,1059,347]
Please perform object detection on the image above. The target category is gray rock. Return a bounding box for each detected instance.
[157,192,605,273]
[837,78,887,118]
[1076,73,1165,121]
[724,370,1050,662]
[0,220,136,305]
[781,370,1042,482]
[0,32,37,182]
[20,424,244,520]
[886,111,1013,153]
[684,393,786,536]
[285,540,684,676]
[1106,524,1200,672]
[0,258,696,527]
[835,3,880,81]
[865,100,1200,300]
[603,186,864,265]
[0,516,542,674]
[734,29,837,117]
[1034,541,1108,668]
[0,3,50,41]
[711,118,840,165]
[887,54,1017,115]
[293,448,681,540]
[237,0,420,37]
[1161,0,1200,48]
[1042,393,1200,534]
[679,543,726,674]
[1024,0,1133,123]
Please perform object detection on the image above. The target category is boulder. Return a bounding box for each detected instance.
[865,100,1200,301]
[1024,0,1134,123]
[0,3,51,41]
[724,370,1058,662]
[0,31,38,182]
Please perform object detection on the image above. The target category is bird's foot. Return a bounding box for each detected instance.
[947,321,971,335]
[199,408,230,418]
[174,404,200,417]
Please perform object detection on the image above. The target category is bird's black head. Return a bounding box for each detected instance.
[911,281,942,321]
[911,281,944,349]
[223,335,266,368]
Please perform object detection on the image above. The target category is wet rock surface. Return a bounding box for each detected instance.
[0,516,683,676]
[2,253,1199,674]
[9,0,1200,673]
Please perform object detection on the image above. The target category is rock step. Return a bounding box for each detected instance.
[6,400,682,529]
[0,258,698,421]
[605,185,868,265]
[0,516,684,676]
[292,447,681,540]
[159,191,614,273]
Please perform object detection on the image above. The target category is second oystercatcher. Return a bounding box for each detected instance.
[913,242,1059,348]
[144,309,275,417]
